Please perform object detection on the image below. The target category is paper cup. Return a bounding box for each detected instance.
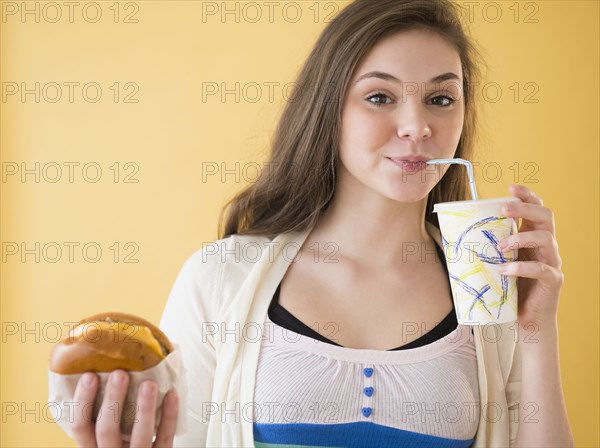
[433,197,521,325]
[47,344,187,442]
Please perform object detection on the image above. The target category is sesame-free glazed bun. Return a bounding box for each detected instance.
[49,312,174,374]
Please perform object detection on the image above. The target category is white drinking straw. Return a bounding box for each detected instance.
[426,158,478,200]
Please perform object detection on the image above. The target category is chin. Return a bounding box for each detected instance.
[385,190,430,204]
[384,182,433,204]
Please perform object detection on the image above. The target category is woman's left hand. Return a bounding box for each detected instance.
[496,184,564,330]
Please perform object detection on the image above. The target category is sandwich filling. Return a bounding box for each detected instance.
[69,320,167,358]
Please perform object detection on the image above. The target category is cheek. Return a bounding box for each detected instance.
[452,111,465,137]
[449,104,465,138]
[340,104,392,155]
[434,109,465,154]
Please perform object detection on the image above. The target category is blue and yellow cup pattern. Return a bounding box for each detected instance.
[434,197,521,325]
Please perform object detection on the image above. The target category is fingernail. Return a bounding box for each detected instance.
[112,371,126,385]
[82,373,96,388]
[142,381,156,397]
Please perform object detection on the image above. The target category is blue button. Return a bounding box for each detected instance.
[363,367,373,378]
[361,407,372,417]
[363,387,374,397]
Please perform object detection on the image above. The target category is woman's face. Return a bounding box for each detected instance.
[338,28,465,203]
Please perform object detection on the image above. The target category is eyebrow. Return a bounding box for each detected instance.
[354,70,461,85]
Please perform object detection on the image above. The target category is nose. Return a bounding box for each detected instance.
[396,101,432,143]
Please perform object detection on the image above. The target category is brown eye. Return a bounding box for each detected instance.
[366,92,393,107]
[429,95,455,107]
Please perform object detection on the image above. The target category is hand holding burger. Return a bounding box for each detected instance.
[48,312,181,448]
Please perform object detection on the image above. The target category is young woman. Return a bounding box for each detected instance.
[70,0,573,446]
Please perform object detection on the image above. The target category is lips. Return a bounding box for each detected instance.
[386,157,429,172]
[386,156,430,163]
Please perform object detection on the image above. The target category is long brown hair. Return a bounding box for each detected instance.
[219,0,486,240]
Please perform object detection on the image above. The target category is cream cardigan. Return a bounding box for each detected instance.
[159,221,522,447]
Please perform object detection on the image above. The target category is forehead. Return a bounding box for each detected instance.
[352,28,463,83]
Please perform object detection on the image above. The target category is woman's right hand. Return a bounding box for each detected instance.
[71,370,179,447]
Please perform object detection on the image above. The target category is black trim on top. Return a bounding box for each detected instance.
[268,243,462,351]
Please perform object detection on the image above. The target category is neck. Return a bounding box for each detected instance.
[309,182,438,268]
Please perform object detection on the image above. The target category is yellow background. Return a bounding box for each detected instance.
[1,1,598,446]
